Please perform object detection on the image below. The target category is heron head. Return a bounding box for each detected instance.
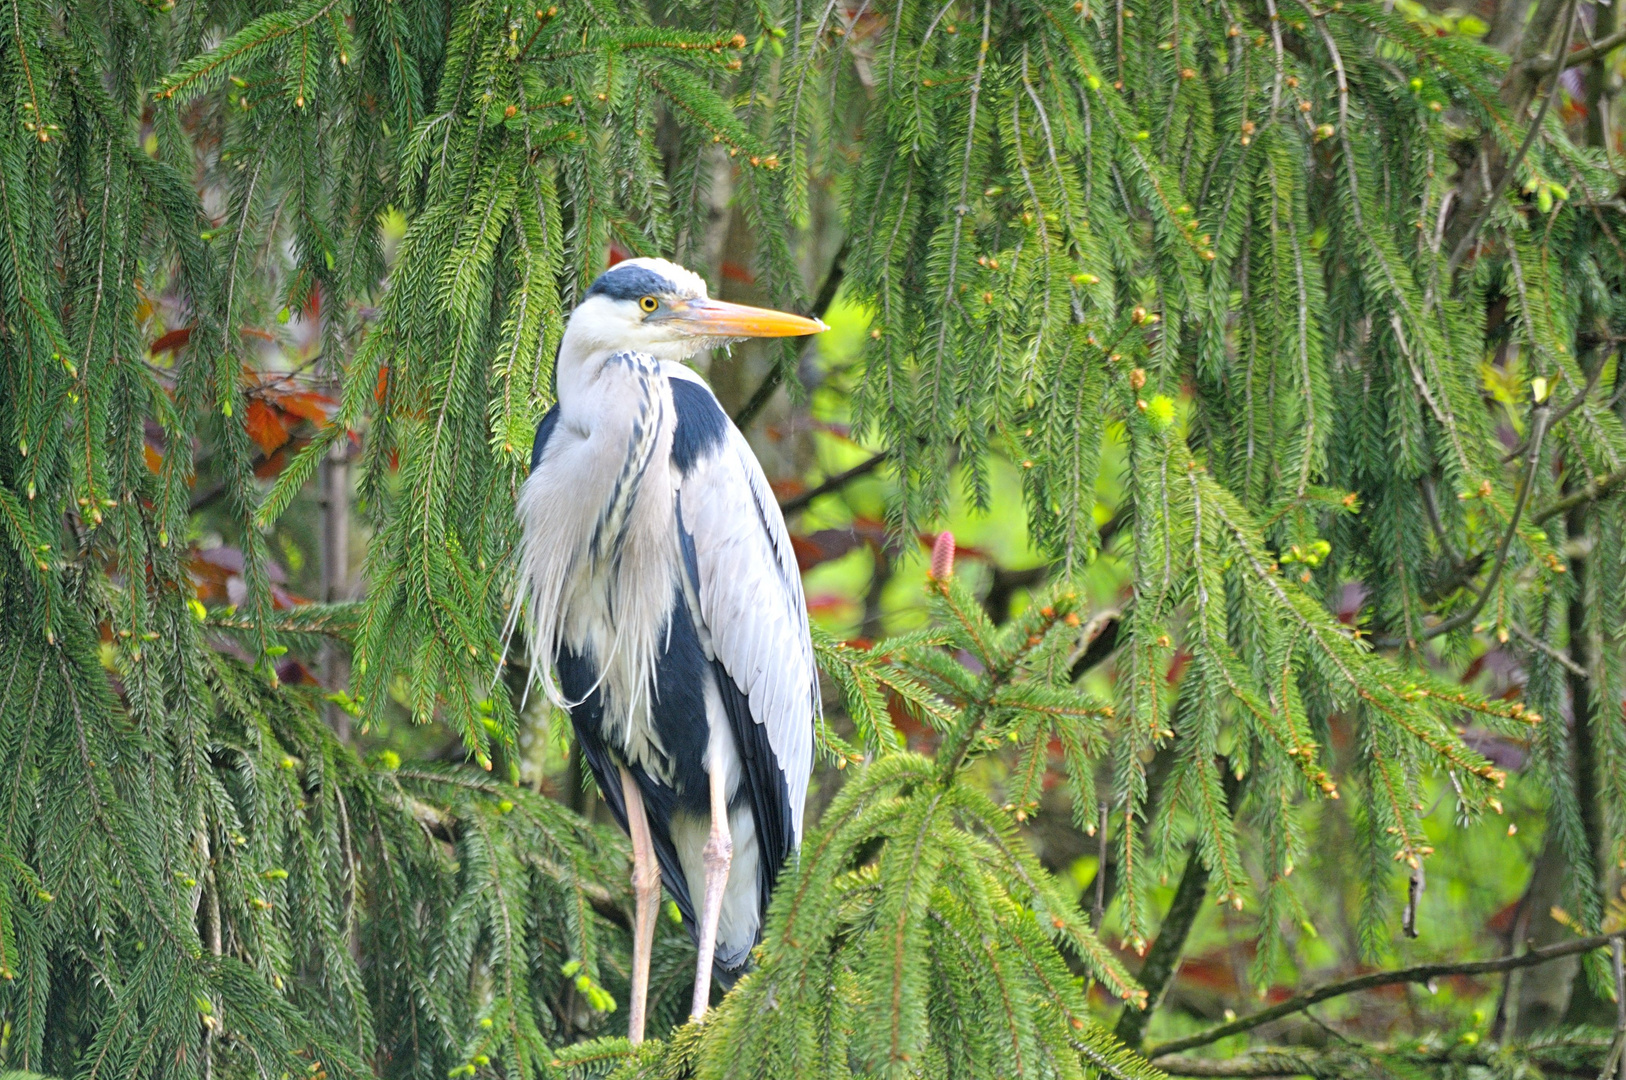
[567,257,826,363]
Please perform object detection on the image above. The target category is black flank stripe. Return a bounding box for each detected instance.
[670,378,729,474]
[529,403,561,473]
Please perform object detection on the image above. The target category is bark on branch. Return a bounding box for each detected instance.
[778,451,886,513]
[1146,930,1626,1059]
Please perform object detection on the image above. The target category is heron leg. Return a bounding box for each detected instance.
[690,763,733,1020]
[620,767,661,1045]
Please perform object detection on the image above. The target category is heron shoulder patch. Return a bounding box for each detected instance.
[669,378,728,474]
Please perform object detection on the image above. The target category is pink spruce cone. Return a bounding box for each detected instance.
[930,530,956,581]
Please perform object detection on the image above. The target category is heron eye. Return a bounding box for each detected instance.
[638,295,659,313]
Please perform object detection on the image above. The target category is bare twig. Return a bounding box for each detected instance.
[1503,361,1603,462]
[1069,609,1122,682]
[733,241,850,430]
[1607,938,1626,1080]
[777,451,887,514]
[1447,0,1582,276]
[1509,620,1589,677]
[1528,24,1626,76]
[1375,405,1549,647]
[1534,467,1626,524]
[1146,929,1626,1059]
[1154,1051,1321,1077]
[1092,800,1108,929]
[1402,860,1425,939]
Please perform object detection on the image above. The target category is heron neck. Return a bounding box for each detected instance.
[555,319,699,406]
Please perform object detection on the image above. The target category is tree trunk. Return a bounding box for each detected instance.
[321,439,351,742]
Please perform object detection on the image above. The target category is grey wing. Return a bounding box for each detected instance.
[671,381,817,849]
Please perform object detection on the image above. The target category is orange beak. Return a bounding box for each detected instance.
[669,298,827,338]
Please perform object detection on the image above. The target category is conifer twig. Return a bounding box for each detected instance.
[1145,928,1626,1059]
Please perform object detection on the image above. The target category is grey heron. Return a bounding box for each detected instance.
[514,258,825,1042]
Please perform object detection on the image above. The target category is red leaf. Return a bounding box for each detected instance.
[275,389,337,425]
[150,326,194,355]
[254,437,307,479]
[245,398,291,455]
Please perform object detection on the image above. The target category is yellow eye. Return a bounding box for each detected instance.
[639,295,658,313]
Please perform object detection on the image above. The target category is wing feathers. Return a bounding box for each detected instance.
[669,373,817,848]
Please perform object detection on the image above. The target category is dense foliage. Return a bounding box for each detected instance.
[2,0,1626,1077]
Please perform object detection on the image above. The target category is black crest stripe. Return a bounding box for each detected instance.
[585,263,675,302]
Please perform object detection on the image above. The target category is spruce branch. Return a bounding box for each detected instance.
[1146,930,1626,1059]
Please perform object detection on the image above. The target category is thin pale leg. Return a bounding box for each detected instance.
[620,767,661,1044]
[690,764,733,1019]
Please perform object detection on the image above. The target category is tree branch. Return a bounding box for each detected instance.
[1533,467,1626,523]
[1509,620,1589,677]
[1069,609,1122,682]
[1152,1051,1325,1077]
[1115,844,1210,1048]
[1503,360,1603,462]
[1375,404,1549,647]
[1528,24,1626,76]
[733,241,849,430]
[778,451,886,514]
[1446,0,1582,276]
[1146,929,1626,1059]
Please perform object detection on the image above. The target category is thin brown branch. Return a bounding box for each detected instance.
[1528,24,1626,75]
[1504,356,1605,463]
[733,241,849,430]
[778,451,886,513]
[1153,1051,1323,1077]
[1509,620,1589,677]
[1374,404,1549,647]
[1447,0,1582,276]
[1069,610,1121,682]
[1146,929,1626,1059]
[1533,468,1626,523]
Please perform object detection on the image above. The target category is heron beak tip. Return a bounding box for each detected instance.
[677,299,828,338]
